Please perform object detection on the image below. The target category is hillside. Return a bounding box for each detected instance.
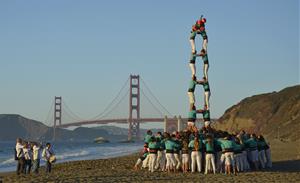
[214,85,300,141]
[0,114,127,141]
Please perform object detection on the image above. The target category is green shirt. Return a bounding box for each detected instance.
[190,52,197,62]
[188,80,197,92]
[202,110,210,120]
[245,138,258,150]
[203,140,214,153]
[217,139,235,150]
[200,81,210,92]
[188,110,197,120]
[233,142,242,153]
[144,134,152,144]
[257,140,267,151]
[164,140,176,151]
[148,141,159,150]
[202,54,208,63]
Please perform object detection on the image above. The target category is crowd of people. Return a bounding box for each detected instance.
[15,138,55,175]
[134,128,272,175]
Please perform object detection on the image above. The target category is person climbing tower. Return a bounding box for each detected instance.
[198,107,211,128]
[199,77,211,110]
[187,105,203,132]
[189,51,197,76]
[187,75,202,110]
[189,15,208,54]
[197,49,209,80]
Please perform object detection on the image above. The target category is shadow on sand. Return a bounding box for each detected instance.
[269,160,300,173]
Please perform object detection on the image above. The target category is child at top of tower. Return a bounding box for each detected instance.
[189,15,208,54]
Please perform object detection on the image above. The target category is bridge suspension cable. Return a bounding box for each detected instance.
[141,89,164,117]
[96,88,130,120]
[88,77,130,120]
[43,99,54,128]
[62,100,84,121]
[140,77,173,116]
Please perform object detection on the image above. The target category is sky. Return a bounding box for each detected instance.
[0,0,299,129]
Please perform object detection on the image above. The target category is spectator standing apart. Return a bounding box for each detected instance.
[15,138,25,175]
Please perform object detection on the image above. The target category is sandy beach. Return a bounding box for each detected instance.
[1,139,300,183]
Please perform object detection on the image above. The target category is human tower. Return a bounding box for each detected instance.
[187,15,211,132]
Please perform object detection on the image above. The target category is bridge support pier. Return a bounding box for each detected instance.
[128,75,140,141]
[177,115,182,131]
[53,96,62,141]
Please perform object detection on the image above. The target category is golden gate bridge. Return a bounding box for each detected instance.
[43,75,213,141]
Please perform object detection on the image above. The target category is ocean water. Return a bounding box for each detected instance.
[0,141,142,173]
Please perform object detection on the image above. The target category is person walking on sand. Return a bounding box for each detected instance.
[15,138,25,175]
[189,134,203,173]
[42,143,55,173]
[32,142,41,174]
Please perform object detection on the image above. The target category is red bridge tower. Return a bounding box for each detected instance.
[128,75,140,141]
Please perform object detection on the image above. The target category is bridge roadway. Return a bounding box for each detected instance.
[57,118,217,128]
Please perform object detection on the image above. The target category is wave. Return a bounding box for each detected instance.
[56,150,90,160]
[0,158,15,166]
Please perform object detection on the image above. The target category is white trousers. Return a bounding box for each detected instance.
[155,150,165,170]
[182,153,189,164]
[191,151,202,172]
[166,153,176,169]
[204,91,210,110]
[205,153,216,174]
[225,152,235,167]
[174,153,181,170]
[148,153,157,172]
[142,155,149,168]
[265,148,272,168]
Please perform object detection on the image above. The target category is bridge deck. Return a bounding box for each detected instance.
[57,118,217,128]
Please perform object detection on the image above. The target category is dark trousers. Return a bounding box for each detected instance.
[32,159,40,174]
[25,160,32,174]
[46,161,52,173]
[16,157,25,175]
